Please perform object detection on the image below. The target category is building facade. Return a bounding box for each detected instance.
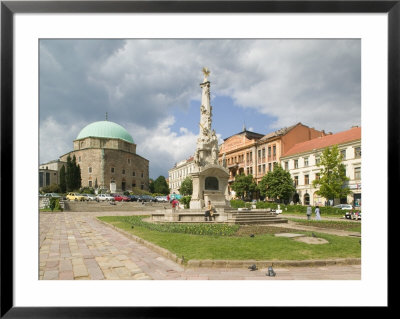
[280,126,361,207]
[54,120,149,193]
[168,156,195,194]
[39,159,67,189]
[218,123,328,188]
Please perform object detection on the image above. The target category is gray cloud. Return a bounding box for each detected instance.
[40,39,360,178]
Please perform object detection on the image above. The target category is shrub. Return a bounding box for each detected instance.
[80,187,95,194]
[120,216,239,236]
[230,199,246,208]
[180,196,191,208]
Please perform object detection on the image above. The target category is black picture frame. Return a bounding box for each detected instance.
[1,0,395,317]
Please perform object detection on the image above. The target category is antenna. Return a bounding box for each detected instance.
[105,112,108,121]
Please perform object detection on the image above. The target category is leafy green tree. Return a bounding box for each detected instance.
[231,174,257,200]
[59,165,66,193]
[148,179,155,193]
[312,145,351,204]
[179,177,193,196]
[257,164,296,202]
[153,176,169,195]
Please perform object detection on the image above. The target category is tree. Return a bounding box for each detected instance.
[148,179,155,193]
[231,174,257,200]
[65,154,82,191]
[59,165,66,193]
[179,177,193,196]
[153,176,169,195]
[65,155,73,191]
[257,164,296,203]
[312,145,351,204]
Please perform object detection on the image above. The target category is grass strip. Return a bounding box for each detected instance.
[288,218,361,233]
[98,216,361,261]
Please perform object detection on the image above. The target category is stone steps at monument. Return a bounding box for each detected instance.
[227,211,288,225]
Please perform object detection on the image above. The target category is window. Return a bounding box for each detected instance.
[294,159,298,169]
[111,167,115,173]
[122,169,125,175]
[315,173,320,180]
[284,161,289,170]
[132,171,136,177]
[78,156,81,162]
[355,147,361,158]
[268,163,272,171]
[354,167,361,180]
[304,157,309,167]
[268,147,271,157]
[250,167,253,175]
[140,183,144,190]
[340,149,346,160]
[262,164,266,173]
[273,145,276,156]
[89,181,92,187]
[258,150,261,159]
[88,167,92,173]
[262,148,265,158]
[315,157,320,165]
[141,172,144,178]
[294,176,299,186]
[304,174,309,185]
[258,165,262,173]
[128,159,131,164]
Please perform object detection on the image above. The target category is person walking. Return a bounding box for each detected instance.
[306,205,312,220]
[315,205,321,220]
[171,199,179,212]
[204,200,214,221]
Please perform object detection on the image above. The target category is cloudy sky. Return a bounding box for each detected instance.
[39,39,361,179]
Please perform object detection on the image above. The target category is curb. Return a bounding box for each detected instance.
[97,219,361,269]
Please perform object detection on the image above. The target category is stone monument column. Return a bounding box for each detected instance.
[190,68,230,211]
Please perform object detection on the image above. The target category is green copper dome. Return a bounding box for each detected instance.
[76,121,134,144]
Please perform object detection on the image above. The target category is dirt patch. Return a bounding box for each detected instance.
[235,225,301,236]
[294,237,329,245]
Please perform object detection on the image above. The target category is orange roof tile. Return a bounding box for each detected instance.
[283,127,361,157]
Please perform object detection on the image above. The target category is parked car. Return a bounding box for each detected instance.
[66,192,86,201]
[138,195,155,202]
[112,194,130,202]
[96,194,115,201]
[155,196,168,202]
[82,194,97,201]
[334,204,353,210]
[44,193,62,198]
[128,195,140,202]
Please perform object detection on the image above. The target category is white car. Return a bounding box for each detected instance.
[334,204,353,210]
[96,194,115,201]
[83,194,98,201]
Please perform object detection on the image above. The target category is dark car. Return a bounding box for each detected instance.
[138,195,155,202]
[128,195,140,202]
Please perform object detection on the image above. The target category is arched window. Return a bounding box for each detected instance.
[205,177,219,190]
[304,193,310,205]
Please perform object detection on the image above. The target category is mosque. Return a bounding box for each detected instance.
[40,120,149,193]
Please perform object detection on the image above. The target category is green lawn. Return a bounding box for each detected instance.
[288,218,362,233]
[98,216,361,262]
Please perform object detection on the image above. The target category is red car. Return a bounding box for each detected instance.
[112,194,130,202]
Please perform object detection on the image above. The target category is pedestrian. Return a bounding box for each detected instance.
[315,205,321,220]
[306,205,312,220]
[171,199,179,212]
[204,200,214,221]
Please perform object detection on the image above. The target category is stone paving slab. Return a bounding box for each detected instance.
[39,211,361,280]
